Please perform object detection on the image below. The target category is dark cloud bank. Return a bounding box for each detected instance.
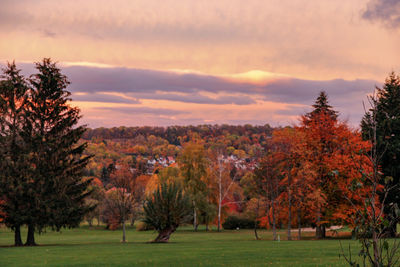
[53,64,378,107]
[363,0,400,28]
[7,62,381,126]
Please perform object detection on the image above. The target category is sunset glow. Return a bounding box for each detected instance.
[1,0,399,127]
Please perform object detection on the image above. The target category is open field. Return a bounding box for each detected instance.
[0,225,359,267]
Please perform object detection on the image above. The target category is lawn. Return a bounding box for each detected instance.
[0,225,358,266]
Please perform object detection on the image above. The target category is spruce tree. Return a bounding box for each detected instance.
[24,59,93,245]
[305,91,338,122]
[361,72,400,237]
[0,62,30,246]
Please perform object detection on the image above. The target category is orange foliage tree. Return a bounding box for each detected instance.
[265,92,375,240]
[104,164,136,242]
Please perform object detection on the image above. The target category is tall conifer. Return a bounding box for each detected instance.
[361,72,400,237]
[24,59,93,245]
[0,62,30,246]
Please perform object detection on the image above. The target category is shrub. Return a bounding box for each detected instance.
[222,216,259,230]
[144,182,191,242]
[136,221,154,231]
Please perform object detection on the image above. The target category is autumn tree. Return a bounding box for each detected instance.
[84,177,105,226]
[271,127,303,240]
[178,142,209,231]
[144,182,191,242]
[208,147,240,232]
[273,127,319,240]
[109,164,136,242]
[300,91,339,238]
[255,153,281,241]
[241,172,266,240]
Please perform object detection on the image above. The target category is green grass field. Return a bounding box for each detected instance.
[0,225,359,266]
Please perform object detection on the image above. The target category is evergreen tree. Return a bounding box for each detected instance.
[24,58,93,245]
[361,72,400,237]
[0,62,30,246]
[305,91,338,122]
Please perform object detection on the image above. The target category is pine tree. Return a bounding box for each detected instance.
[305,91,338,122]
[361,72,400,237]
[0,62,30,246]
[24,58,93,245]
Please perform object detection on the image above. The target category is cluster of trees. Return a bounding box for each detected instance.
[88,79,400,250]
[82,124,273,145]
[245,92,375,240]
[0,60,92,246]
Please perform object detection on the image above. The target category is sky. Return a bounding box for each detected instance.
[1,0,399,128]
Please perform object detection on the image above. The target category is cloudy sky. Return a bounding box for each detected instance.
[1,0,399,127]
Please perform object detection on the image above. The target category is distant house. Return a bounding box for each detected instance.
[147,159,156,165]
[167,156,175,164]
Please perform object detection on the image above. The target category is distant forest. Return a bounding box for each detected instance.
[82,124,274,145]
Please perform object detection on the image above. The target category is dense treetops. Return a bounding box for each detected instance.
[82,124,273,144]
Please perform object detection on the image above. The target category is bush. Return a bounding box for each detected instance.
[144,182,191,242]
[136,221,154,231]
[222,216,259,230]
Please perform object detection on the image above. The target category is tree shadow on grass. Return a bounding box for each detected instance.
[0,239,185,248]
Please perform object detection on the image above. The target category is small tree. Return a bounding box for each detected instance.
[255,154,281,241]
[109,164,135,243]
[209,151,238,232]
[144,182,191,243]
[178,142,208,231]
[241,172,265,240]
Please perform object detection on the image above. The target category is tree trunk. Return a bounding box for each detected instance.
[193,200,197,231]
[254,198,260,240]
[153,227,175,243]
[316,224,326,239]
[25,224,37,246]
[386,222,397,237]
[14,225,23,246]
[266,202,272,228]
[272,200,277,241]
[372,230,380,265]
[287,171,292,241]
[218,180,222,232]
[122,216,126,243]
[316,205,325,239]
[297,209,302,240]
